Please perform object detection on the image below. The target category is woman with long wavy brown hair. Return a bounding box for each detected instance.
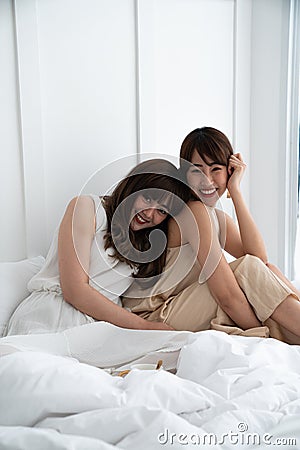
[5,158,188,336]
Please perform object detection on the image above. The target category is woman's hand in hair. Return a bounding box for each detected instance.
[225,153,268,263]
[227,153,246,196]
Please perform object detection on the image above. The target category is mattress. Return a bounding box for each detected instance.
[0,321,300,449]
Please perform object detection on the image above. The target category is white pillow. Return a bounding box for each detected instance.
[0,256,45,336]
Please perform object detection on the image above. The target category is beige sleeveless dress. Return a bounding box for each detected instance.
[122,209,300,344]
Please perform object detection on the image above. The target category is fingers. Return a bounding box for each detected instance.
[233,152,242,160]
[229,154,246,170]
[227,153,246,185]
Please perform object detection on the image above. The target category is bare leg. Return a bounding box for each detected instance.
[266,262,300,297]
[264,262,300,337]
[271,295,300,337]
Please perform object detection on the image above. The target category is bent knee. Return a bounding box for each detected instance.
[244,253,263,263]
[239,254,266,272]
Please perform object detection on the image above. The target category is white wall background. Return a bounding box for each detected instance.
[137,0,234,157]
[0,0,297,277]
[250,0,297,277]
[0,0,27,261]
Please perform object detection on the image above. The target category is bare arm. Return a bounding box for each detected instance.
[224,153,268,262]
[179,201,261,329]
[58,196,173,330]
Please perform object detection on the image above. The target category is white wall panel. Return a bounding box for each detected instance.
[0,0,26,261]
[233,0,252,207]
[137,0,235,221]
[0,0,294,270]
[250,0,291,271]
[35,0,138,249]
[14,0,47,258]
[137,0,235,160]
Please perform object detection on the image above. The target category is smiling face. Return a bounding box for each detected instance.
[129,194,169,231]
[186,150,228,206]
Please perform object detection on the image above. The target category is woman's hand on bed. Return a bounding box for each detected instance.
[145,321,175,331]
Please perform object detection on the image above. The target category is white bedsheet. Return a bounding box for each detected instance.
[0,322,300,449]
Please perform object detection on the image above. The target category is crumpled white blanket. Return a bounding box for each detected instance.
[0,322,300,449]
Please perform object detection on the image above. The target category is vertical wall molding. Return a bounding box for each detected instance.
[134,0,141,164]
[232,0,237,151]
[134,0,156,157]
[284,0,300,278]
[231,0,252,215]
[13,0,47,257]
[250,0,292,270]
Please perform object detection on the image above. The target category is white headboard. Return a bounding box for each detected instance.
[1,0,294,277]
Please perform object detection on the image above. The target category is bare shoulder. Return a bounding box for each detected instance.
[168,203,193,246]
[65,195,94,214]
[187,200,206,213]
[185,200,211,223]
[168,201,208,246]
[61,196,96,233]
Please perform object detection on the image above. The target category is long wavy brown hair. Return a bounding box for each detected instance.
[102,159,189,279]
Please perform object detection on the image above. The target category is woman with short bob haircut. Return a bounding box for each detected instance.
[123,128,300,344]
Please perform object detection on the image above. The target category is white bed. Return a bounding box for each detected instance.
[1,258,300,450]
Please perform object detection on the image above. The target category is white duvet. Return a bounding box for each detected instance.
[0,322,300,449]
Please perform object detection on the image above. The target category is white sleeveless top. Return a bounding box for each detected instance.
[28,195,134,306]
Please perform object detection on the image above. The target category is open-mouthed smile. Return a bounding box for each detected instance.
[134,212,150,225]
[199,188,217,195]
